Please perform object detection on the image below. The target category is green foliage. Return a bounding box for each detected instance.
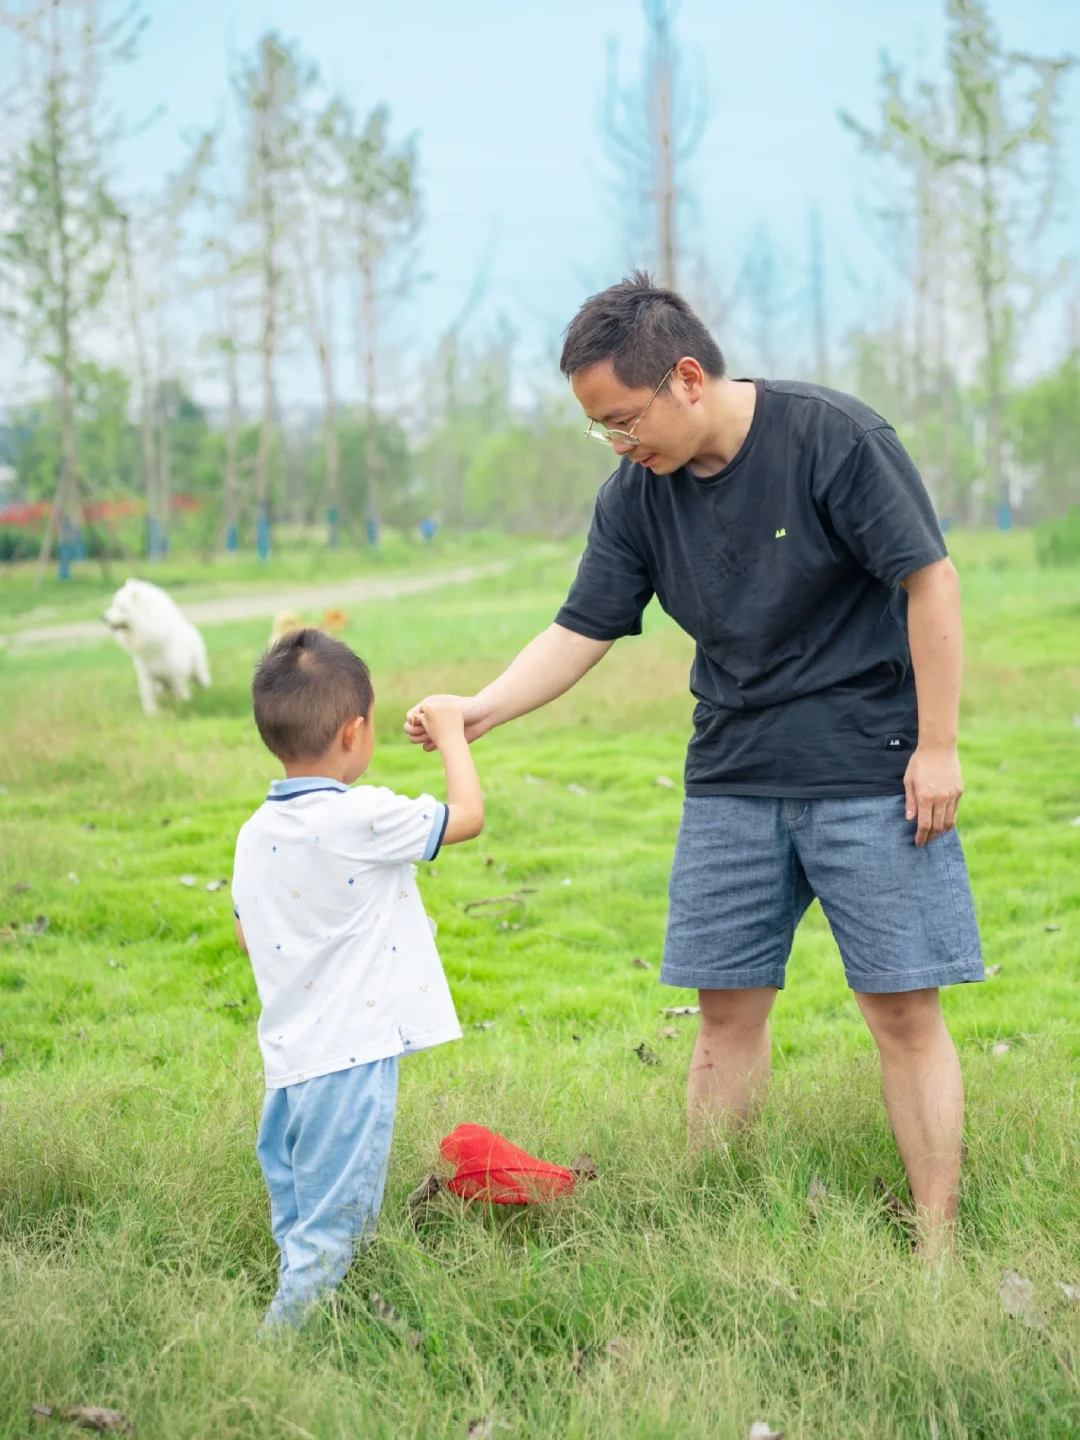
[0,529,40,563]
[1011,354,1080,521]
[412,326,611,539]
[462,406,613,537]
[1034,508,1080,568]
[12,363,139,502]
[309,412,414,531]
[840,1,1076,525]
[0,57,116,365]
[328,98,420,272]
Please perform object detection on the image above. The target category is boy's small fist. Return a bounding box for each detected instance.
[415,701,466,746]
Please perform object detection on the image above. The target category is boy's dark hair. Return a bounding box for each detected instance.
[559,270,726,390]
[253,628,373,760]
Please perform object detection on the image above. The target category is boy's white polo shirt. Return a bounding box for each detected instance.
[232,776,461,1089]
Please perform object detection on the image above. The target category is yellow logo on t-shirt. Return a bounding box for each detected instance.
[775,527,787,538]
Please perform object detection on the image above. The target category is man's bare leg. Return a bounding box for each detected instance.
[688,986,778,1145]
[855,987,964,1262]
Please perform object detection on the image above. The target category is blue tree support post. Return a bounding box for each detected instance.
[366,516,379,549]
[57,515,78,581]
[257,505,272,561]
[327,506,339,549]
[225,522,239,553]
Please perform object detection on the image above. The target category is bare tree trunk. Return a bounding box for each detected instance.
[253,56,278,562]
[892,305,910,435]
[118,215,159,560]
[977,148,1007,528]
[655,34,676,290]
[936,271,957,526]
[223,337,240,552]
[157,386,172,554]
[297,233,340,546]
[361,258,380,543]
[254,324,276,559]
[35,33,78,589]
[911,163,933,502]
[322,352,340,545]
[36,369,80,586]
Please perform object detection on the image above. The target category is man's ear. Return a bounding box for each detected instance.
[674,356,706,402]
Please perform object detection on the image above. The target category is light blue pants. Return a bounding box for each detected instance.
[256,1056,399,1330]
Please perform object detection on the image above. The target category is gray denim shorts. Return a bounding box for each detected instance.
[661,795,984,995]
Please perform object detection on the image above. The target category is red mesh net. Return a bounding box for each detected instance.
[440,1123,577,1205]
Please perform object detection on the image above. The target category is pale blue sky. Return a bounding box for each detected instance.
[5,0,1080,407]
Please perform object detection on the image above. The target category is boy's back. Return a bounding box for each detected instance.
[232,626,484,1330]
[233,777,459,1089]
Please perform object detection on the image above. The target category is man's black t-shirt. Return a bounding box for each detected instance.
[554,379,949,798]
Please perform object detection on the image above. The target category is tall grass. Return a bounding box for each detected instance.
[1,532,1078,1437]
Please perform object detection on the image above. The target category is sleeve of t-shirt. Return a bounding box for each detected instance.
[361,789,449,865]
[819,425,948,588]
[554,476,655,640]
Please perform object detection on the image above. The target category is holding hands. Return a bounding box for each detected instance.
[405,694,492,751]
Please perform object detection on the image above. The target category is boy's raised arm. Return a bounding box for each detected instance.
[415,702,485,845]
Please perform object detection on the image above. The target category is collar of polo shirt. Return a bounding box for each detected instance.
[267,776,350,801]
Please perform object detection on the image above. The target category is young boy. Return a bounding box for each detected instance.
[232,627,483,1330]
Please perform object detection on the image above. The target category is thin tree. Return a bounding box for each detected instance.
[942,0,1074,526]
[334,101,421,544]
[117,207,159,556]
[218,326,243,553]
[295,97,344,547]
[846,3,1074,525]
[199,217,252,554]
[0,0,137,584]
[842,67,955,506]
[151,133,214,555]
[602,0,708,290]
[236,34,311,560]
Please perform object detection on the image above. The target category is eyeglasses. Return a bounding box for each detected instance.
[584,366,675,447]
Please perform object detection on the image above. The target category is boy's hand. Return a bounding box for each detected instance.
[406,694,491,752]
[414,700,467,750]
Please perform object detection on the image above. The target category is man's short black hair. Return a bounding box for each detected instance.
[559,270,726,390]
[253,628,373,761]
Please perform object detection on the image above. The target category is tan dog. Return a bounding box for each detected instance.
[269,610,350,646]
[269,611,305,645]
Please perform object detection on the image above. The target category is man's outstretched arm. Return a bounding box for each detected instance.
[404,623,613,750]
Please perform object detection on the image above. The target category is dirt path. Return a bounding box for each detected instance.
[3,559,515,651]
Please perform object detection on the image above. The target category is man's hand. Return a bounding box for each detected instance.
[405,694,492,752]
[903,744,964,847]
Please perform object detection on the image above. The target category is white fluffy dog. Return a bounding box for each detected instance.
[103,578,211,715]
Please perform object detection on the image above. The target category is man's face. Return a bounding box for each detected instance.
[570,359,702,475]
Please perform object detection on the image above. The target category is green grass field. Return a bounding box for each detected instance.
[1,532,1078,1438]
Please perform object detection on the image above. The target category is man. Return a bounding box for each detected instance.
[405,272,982,1260]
